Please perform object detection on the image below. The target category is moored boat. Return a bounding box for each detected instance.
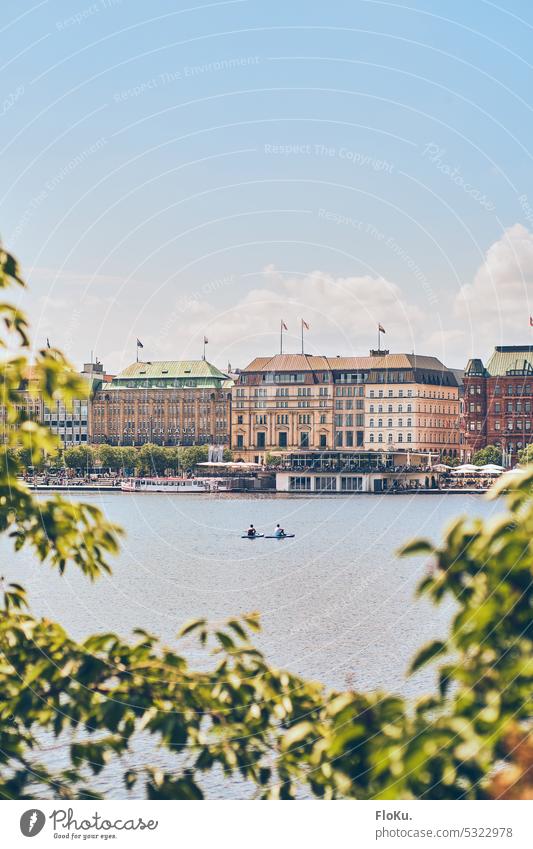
[121,477,209,493]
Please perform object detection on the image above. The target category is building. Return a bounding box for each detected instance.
[90,360,233,446]
[275,450,440,494]
[0,366,42,444]
[463,345,533,462]
[232,354,335,461]
[42,363,106,447]
[362,353,460,455]
[231,351,460,462]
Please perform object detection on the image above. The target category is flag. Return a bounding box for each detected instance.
[281,320,288,331]
[530,316,533,327]
[136,338,144,348]
[378,323,386,333]
[46,337,51,349]
[204,335,209,344]
[302,319,310,330]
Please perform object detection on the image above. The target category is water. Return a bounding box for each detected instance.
[2,490,502,797]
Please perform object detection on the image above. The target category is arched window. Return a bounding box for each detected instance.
[369,433,374,443]
[378,433,383,442]
[378,418,383,428]
[398,433,403,442]
[407,433,412,442]
[388,418,392,428]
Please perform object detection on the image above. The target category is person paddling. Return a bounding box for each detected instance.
[274,524,285,538]
[247,524,257,538]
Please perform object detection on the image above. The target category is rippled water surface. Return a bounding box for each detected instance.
[3,490,502,797]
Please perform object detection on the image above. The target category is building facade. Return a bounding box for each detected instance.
[0,367,42,444]
[463,345,533,461]
[90,360,233,446]
[231,351,460,462]
[362,353,460,454]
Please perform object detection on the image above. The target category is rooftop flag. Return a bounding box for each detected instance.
[378,323,386,333]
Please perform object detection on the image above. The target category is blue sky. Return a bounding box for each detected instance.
[2,0,533,371]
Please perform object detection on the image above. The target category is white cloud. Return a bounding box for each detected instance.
[152,268,427,367]
[455,223,533,355]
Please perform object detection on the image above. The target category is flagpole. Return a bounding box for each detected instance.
[203,338,206,360]
[301,319,304,355]
[377,324,380,352]
[280,320,283,355]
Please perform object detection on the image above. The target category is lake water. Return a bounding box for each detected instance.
[2,490,502,797]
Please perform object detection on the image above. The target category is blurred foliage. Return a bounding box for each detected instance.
[472,445,503,466]
[1,244,532,800]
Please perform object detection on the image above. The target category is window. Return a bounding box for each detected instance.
[257,432,266,448]
[345,431,354,447]
[319,434,327,447]
[237,435,244,448]
[289,476,311,491]
[315,476,337,491]
[407,433,412,442]
[341,476,363,491]
[278,432,287,448]
[300,432,309,448]
[335,431,343,447]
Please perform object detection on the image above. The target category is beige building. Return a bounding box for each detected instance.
[232,352,460,462]
[361,353,460,455]
[232,355,335,461]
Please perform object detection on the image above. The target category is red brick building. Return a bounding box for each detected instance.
[463,346,533,462]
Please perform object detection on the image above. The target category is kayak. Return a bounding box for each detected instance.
[265,534,295,539]
[241,534,265,538]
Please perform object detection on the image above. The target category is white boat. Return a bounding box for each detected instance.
[121,477,210,493]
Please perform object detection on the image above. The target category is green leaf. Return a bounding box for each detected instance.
[408,640,447,675]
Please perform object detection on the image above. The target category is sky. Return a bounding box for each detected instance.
[2,0,533,373]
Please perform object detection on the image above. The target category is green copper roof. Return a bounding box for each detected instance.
[116,360,228,380]
[107,360,232,389]
[486,346,533,376]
